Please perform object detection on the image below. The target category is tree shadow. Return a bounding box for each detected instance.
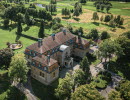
[15,35,21,42]
[86,53,97,65]
[118,26,125,29]
[62,17,70,19]
[73,17,80,21]
[92,22,100,26]
[24,26,30,32]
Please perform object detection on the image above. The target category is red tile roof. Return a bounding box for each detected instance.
[33,55,57,66]
[27,31,75,54]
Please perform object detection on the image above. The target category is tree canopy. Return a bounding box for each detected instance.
[8,53,29,83]
[71,84,105,100]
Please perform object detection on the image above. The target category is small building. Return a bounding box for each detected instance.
[24,29,90,85]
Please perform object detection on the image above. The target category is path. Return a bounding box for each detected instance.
[12,77,37,100]
[90,57,123,99]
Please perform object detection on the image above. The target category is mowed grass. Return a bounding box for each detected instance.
[82,1,130,16]
[0,26,36,53]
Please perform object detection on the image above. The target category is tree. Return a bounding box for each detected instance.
[79,0,87,4]
[16,21,22,35]
[100,15,104,22]
[90,28,99,40]
[55,73,74,100]
[99,39,123,62]
[3,19,9,28]
[62,8,70,17]
[104,15,111,23]
[106,5,110,13]
[38,20,45,38]
[71,84,105,100]
[116,36,130,58]
[73,69,86,87]
[24,10,30,25]
[92,12,99,22]
[8,53,29,83]
[73,8,80,17]
[0,48,14,68]
[80,56,91,79]
[100,31,110,40]
[100,4,105,12]
[108,90,122,100]
[96,4,100,12]
[117,80,130,100]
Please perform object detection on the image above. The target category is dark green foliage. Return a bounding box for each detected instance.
[29,3,36,9]
[24,10,31,25]
[3,19,9,28]
[100,31,110,40]
[100,4,105,12]
[0,48,14,68]
[5,86,27,100]
[73,2,82,17]
[62,8,70,17]
[114,15,124,26]
[71,84,105,100]
[16,21,22,35]
[73,69,86,86]
[52,23,63,33]
[117,36,130,57]
[55,73,73,100]
[90,28,99,40]
[108,90,122,100]
[122,31,130,39]
[50,0,57,4]
[92,12,99,22]
[38,20,45,38]
[117,80,130,100]
[79,0,87,4]
[96,4,100,12]
[100,15,104,22]
[73,8,80,17]
[106,5,111,13]
[52,17,61,25]
[67,24,73,33]
[80,56,91,79]
[104,15,111,23]
[45,4,57,15]
[17,13,24,23]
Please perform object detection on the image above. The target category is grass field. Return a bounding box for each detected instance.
[0,0,130,53]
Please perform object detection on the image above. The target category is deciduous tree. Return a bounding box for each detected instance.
[8,53,29,83]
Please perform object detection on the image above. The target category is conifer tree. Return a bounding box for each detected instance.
[38,20,45,38]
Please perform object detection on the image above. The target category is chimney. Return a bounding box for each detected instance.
[51,33,55,40]
[63,28,66,35]
[38,38,42,48]
[47,55,50,65]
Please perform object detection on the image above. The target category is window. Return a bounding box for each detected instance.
[52,72,55,78]
[40,72,44,77]
[44,67,47,71]
[39,64,42,68]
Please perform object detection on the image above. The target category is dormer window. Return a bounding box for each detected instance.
[44,67,47,71]
[32,61,35,65]
[39,64,42,67]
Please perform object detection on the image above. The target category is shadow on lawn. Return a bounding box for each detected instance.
[62,16,70,19]
[92,22,100,26]
[31,78,59,100]
[73,17,80,21]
